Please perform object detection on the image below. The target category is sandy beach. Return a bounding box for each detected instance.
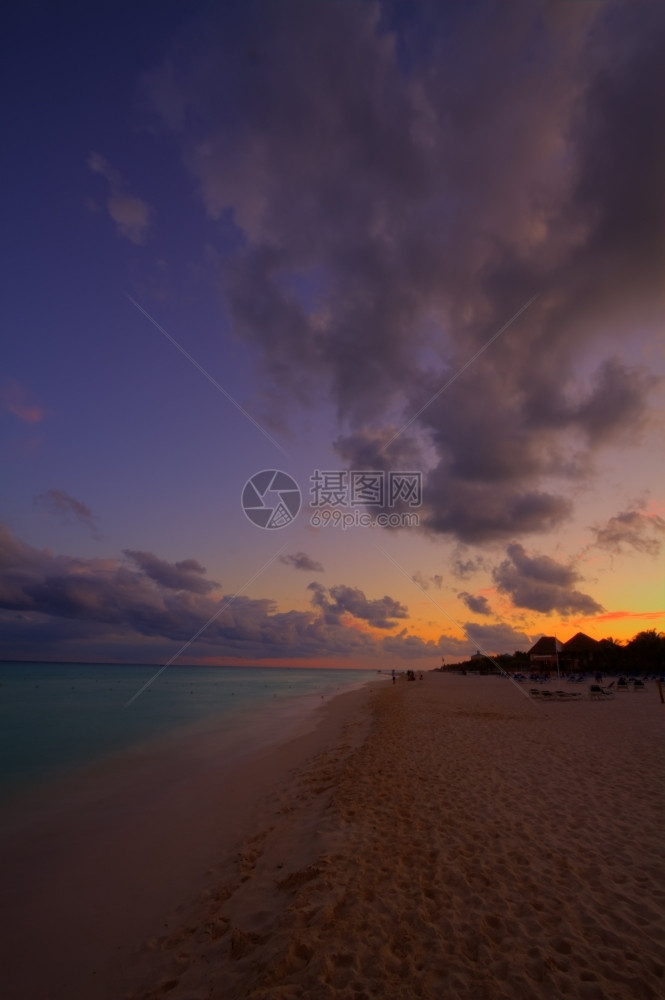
[126,674,664,1000]
[0,681,371,1000]
[3,673,664,1000]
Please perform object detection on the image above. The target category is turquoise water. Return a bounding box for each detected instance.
[0,662,377,802]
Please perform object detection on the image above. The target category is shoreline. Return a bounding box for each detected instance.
[129,673,664,1000]
[2,673,664,1000]
[0,676,383,1000]
[0,662,378,808]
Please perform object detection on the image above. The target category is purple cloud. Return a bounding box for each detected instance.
[308,581,408,630]
[592,509,665,557]
[493,543,603,616]
[34,489,99,537]
[123,549,219,594]
[458,592,492,616]
[279,551,324,572]
[0,527,411,661]
[140,1,663,546]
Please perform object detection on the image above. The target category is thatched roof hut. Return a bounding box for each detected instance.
[528,636,563,669]
[562,632,598,668]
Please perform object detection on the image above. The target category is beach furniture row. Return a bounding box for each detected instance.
[529,680,649,701]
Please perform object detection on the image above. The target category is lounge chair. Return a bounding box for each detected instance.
[633,679,646,691]
[589,684,613,700]
[617,677,629,692]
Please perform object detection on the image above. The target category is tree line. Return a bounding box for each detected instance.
[445,630,665,675]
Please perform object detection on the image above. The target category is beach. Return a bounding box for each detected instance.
[3,673,664,999]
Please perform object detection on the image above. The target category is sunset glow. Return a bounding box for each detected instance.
[2,1,663,668]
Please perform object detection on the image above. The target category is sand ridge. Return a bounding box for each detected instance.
[127,674,665,1000]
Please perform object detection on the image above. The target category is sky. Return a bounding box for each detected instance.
[1,0,664,668]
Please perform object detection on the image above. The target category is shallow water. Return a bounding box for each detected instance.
[0,661,377,803]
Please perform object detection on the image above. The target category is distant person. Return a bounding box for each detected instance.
[392,669,396,685]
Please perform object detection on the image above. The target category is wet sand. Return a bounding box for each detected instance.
[0,684,376,1000]
[3,674,664,999]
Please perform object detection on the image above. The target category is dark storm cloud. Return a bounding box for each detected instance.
[458,592,491,616]
[409,352,655,542]
[0,527,408,660]
[591,509,665,557]
[493,542,603,615]
[522,359,660,446]
[333,429,424,476]
[143,1,664,544]
[563,3,665,318]
[279,551,325,572]
[34,489,99,536]
[308,581,408,630]
[423,474,573,545]
[123,549,219,594]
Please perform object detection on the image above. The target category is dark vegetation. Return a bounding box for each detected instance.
[439,630,665,675]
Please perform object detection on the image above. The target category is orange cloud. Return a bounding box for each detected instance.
[580,610,665,624]
[566,609,665,641]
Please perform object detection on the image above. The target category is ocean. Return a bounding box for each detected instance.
[0,661,379,806]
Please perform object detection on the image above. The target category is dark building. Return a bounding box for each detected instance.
[528,635,563,672]
[561,632,599,671]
